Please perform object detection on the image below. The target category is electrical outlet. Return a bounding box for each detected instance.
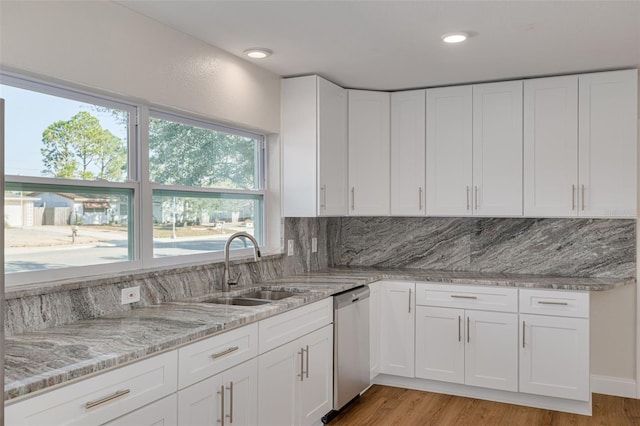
[288,239,294,256]
[312,237,318,253]
[121,286,140,305]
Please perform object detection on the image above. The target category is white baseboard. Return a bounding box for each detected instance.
[591,374,637,398]
[373,374,592,416]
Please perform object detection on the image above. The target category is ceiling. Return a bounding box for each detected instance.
[117,1,640,91]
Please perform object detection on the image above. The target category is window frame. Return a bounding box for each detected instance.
[2,72,268,288]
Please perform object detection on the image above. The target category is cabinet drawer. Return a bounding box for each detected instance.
[178,323,258,389]
[519,289,589,318]
[105,393,177,426]
[259,298,332,354]
[415,283,518,313]
[5,350,178,426]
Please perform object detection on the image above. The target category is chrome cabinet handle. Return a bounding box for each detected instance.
[522,321,526,349]
[419,187,423,210]
[211,346,239,359]
[351,187,355,211]
[85,389,130,410]
[451,295,477,300]
[298,348,304,381]
[466,186,470,210]
[458,315,461,342]
[226,381,234,424]
[572,185,576,210]
[408,288,412,313]
[467,316,470,343]
[474,186,478,210]
[320,185,326,209]
[218,385,225,425]
[581,185,585,211]
[537,301,569,306]
[305,345,309,378]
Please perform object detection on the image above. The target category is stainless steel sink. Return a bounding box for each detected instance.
[238,290,309,301]
[202,297,272,306]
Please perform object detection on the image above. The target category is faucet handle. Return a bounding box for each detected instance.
[228,272,242,286]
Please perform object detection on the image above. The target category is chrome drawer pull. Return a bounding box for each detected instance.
[451,295,478,300]
[85,389,131,410]
[218,385,225,425]
[305,345,310,378]
[226,381,234,424]
[458,316,461,342]
[537,301,569,306]
[298,348,304,382]
[211,346,239,359]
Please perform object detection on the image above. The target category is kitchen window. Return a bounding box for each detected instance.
[148,111,265,261]
[1,74,266,287]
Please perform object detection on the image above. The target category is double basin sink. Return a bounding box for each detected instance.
[203,289,310,306]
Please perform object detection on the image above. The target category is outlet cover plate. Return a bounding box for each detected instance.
[287,240,294,256]
[121,286,140,304]
[312,237,318,253]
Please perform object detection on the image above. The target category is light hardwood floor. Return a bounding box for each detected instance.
[330,385,640,425]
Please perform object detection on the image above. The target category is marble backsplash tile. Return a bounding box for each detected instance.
[4,216,635,336]
[332,217,636,278]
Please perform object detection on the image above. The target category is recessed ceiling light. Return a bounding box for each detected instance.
[441,32,469,44]
[243,48,272,59]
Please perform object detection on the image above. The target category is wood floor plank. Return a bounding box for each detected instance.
[331,385,640,426]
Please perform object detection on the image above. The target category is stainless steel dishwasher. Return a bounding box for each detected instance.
[323,286,370,423]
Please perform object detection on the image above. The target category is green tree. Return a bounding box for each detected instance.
[41,111,126,180]
[148,118,256,189]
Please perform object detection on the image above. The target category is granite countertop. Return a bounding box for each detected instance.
[4,267,634,402]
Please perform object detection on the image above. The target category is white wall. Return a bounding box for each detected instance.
[0,1,281,134]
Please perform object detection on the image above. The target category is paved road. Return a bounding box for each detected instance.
[5,227,257,274]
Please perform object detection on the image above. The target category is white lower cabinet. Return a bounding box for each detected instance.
[5,351,178,426]
[378,283,593,414]
[105,394,177,426]
[415,307,518,392]
[519,290,590,401]
[379,281,415,377]
[258,324,333,426]
[178,358,257,426]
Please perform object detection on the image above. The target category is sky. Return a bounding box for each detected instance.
[0,84,128,178]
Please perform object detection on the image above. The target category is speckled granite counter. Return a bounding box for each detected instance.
[4,267,634,402]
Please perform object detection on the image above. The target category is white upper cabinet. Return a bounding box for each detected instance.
[348,90,391,215]
[426,85,473,216]
[282,75,348,217]
[524,75,579,217]
[472,81,523,216]
[391,90,426,216]
[578,69,637,218]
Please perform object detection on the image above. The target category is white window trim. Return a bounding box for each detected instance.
[2,73,271,289]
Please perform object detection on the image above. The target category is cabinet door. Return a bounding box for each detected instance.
[348,90,391,215]
[472,81,523,216]
[415,306,464,384]
[257,338,299,426]
[221,359,258,426]
[426,86,473,216]
[106,394,177,426]
[282,75,318,217]
[524,76,579,217]
[519,314,590,401]
[391,90,426,216]
[178,375,223,426]
[318,77,348,216]
[578,69,637,218]
[369,282,381,380]
[297,325,334,426]
[465,310,518,392]
[380,281,415,377]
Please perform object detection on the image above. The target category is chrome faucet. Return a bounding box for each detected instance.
[223,231,261,292]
